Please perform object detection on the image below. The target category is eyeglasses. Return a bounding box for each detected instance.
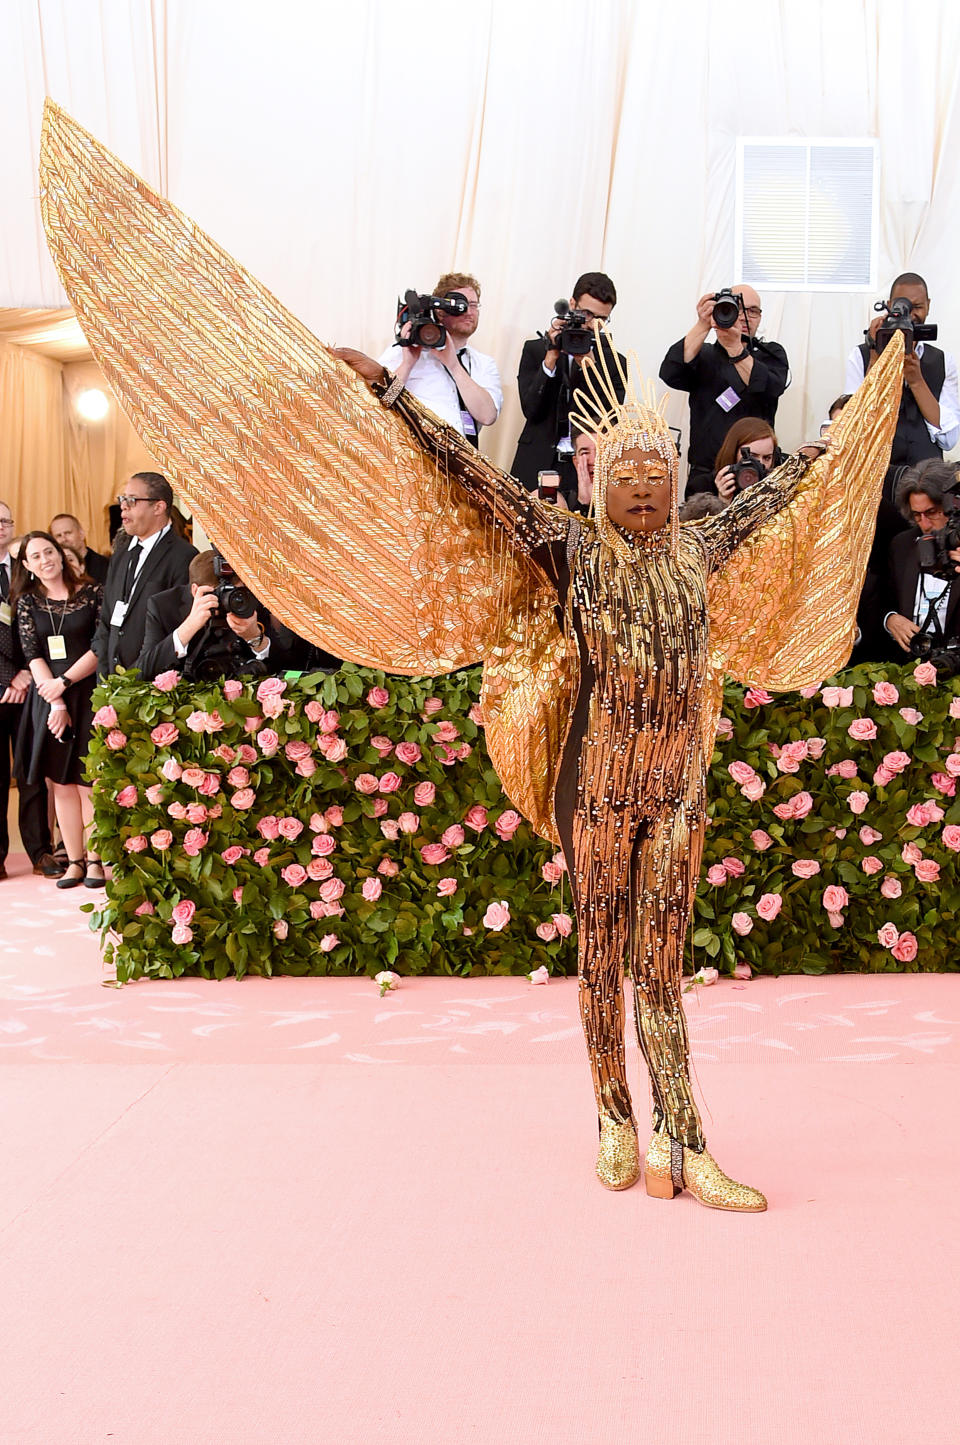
[0,517,13,527]
[744,306,763,320]
[117,494,154,508]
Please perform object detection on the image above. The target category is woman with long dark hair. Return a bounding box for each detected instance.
[12,531,104,888]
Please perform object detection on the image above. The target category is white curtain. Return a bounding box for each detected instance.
[3,0,960,473]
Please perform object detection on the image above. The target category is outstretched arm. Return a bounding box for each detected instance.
[694,450,814,575]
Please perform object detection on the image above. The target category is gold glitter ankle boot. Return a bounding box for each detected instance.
[643,1129,767,1211]
[596,1115,641,1190]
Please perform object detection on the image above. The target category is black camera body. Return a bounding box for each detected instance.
[731,452,765,489]
[874,296,938,354]
[712,289,744,331]
[396,289,468,350]
[549,300,596,357]
[211,550,256,619]
[908,629,960,678]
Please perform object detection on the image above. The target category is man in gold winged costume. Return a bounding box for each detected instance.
[38,102,904,1211]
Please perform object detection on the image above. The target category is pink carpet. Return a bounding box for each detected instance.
[1,852,958,1443]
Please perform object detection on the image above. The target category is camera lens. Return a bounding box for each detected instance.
[712,295,741,330]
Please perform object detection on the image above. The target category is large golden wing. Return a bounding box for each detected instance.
[38,100,517,675]
[706,332,904,689]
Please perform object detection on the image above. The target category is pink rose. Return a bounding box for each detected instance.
[231,788,256,810]
[438,745,458,767]
[362,877,383,902]
[378,772,402,794]
[256,677,286,704]
[124,834,148,853]
[732,912,753,936]
[423,697,444,716]
[792,859,821,878]
[806,737,827,759]
[773,791,814,822]
[256,815,280,841]
[542,861,563,884]
[891,931,919,962]
[495,810,522,841]
[899,708,923,726]
[721,856,745,878]
[715,717,734,739]
[153,669,180,692]
[848,718,877,741]
[304,700,324,723]
[319,878,346,903]
[829,759,859,779]
[873,765,894,788]
[395,742,422,765]
[822,686,854,708]
[296,757,317,779]
[311,833,336,856]
[185,710,208,732]
[872,681,899,706]
[272,919,289,941]
[433,720,460,744]
[464,805,488,832]
[733,961,752,980]
[284,740,313,763]
[906,802,938,827]
[861,856,883,875]
[167,802,187,821]
[319,933,339,953]
[878,921,901,947]
[414,782,436,807]
[116,784,138,807]
[253,847,271,867]
[92,705,118,729]
[847,791,869,815]
[237,744,257,765]
[913,661,937,686]
[278,816,304,840]
[378,858,399,877]
[221,846,245,865]
[743,687,773,708]
[150,829,173,850]
[366,686,390,708]
[256,728,279,755]
[901,842,923,866]
[942,824,960,851]
[145,784,164,805]
[727,760,757,786]
[931,773,957,797]
[227,766,250,788]
[799,683,822,699]
[181,768,205,789]
[945,754,960,777]
[550,852,567,874]
[482,901,511,931]
[208,805,222,820]
[185,803,208,825]
[317,710,339,735]
[105,729,128,751]
[437,878,458,897]
[880,876,902,899]
[551,912,573,938]
[223,679,244,701]
[182,829,208,856]
[354,773,379,794]
[375,796,391,818]
[536,921,559,943]
[307,857,333,880]
[915,859,941,882]
[776,740,808,774]
[827,912,845,929]
[750,830,773,851]
[706,865,728,885]
[281,864,308,887]
[468,703,484,726]
[822,885,849,913]
[397,811,420,834]
[171,923,193,945]
[420,843,450,865]
[882,751,911,775]
[134,900,155,916]
[171,900,196,926]
[741,777,765,802]
[696,967,720,985]
[322,806,342,829]
[756,892,782,921]
[318,735,347,762]
[441,825,465,848]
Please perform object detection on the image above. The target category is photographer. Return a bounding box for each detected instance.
[883,462,960,664]
[511,272,625,503]
[137,550,277,681]
[659,285,788,497]
[377,272,501,445]
[712,418,779,503]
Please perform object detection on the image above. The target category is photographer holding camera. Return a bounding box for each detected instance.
[377,272,501,445]
[137,550,278,682]
[883,461,960,671]
[659,285,788,497]
[712,418,780,503]
[511,272,625,503]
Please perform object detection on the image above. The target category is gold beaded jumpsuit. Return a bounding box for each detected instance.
[39,100,904,1206]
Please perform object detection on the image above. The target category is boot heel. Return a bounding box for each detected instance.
[644,1170,680,1199]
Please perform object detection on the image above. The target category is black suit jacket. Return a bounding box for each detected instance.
[82,548,110,584]
[887,529,960,642]
[138,583,296,680]
[511,336,627,493]
[93,529,197,675]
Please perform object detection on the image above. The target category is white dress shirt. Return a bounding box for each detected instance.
[124,522,171,586]
[378,343,502,435]
[845,341,960,452]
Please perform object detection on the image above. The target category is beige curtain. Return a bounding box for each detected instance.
[0,339,66,537]
[62,360,156,550]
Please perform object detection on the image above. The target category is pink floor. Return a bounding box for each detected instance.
[1,851,958,1444]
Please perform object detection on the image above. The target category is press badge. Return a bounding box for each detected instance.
[716,387,740,412]
[0,602,11,627]
[460,410,477,437]
[47,635,67,661]
[110,600,128,627]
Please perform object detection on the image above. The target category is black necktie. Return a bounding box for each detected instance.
[121,543,141,602]
[0,561,8,600]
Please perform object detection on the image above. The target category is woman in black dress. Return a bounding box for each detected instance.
[12,532,104,888]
